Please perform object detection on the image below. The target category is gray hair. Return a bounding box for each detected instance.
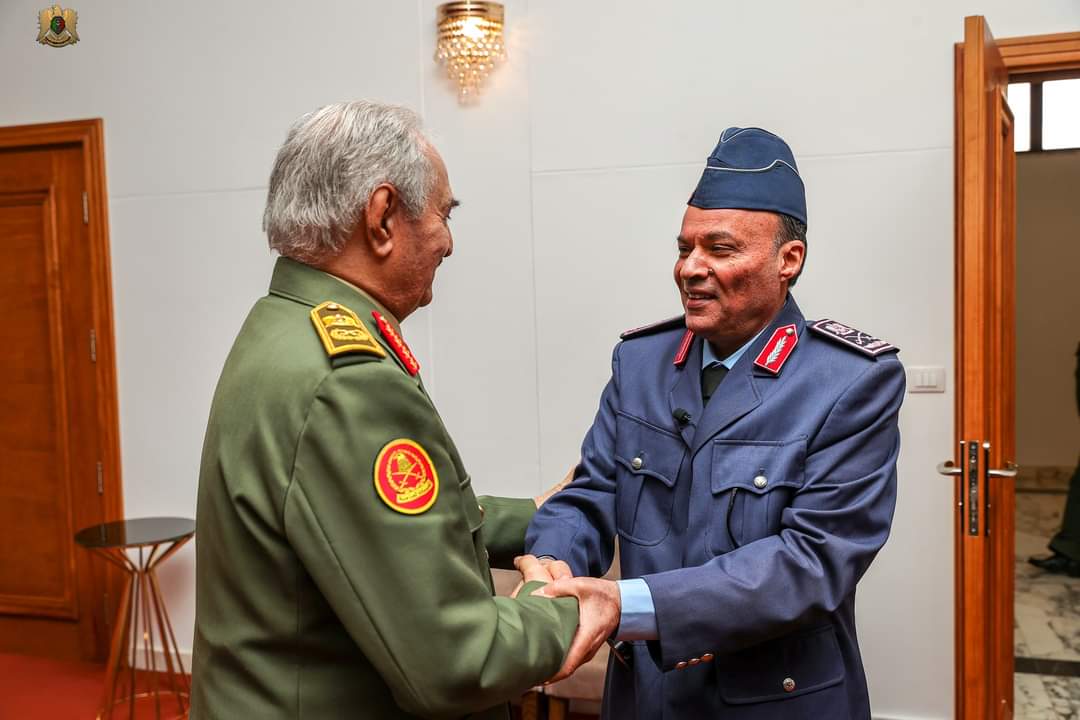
[774,213,807,287]
[263,100,434,262]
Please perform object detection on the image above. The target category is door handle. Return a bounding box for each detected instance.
[987,461,1018,479]
[937,460,963,477]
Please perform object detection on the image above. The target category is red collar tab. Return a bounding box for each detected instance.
[673,330,695,367]
[372,311,420,376]
[753,324,799,375]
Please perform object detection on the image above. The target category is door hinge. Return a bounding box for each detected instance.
[82,191,89,224]
[89,329,97,362]
[96,461,104,494]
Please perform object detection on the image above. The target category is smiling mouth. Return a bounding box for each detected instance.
[683,288,719,312]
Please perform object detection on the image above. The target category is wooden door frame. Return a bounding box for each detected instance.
[0,119,124,658]
[953,28,1080,719]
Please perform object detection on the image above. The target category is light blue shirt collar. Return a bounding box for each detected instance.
[702,326,769,371]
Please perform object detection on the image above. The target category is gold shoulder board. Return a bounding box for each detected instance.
[310,301,387,359]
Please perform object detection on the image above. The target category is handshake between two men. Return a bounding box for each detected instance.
[510,553,621,686]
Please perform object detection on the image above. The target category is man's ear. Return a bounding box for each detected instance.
[364,183,400,259]
[778,240,805,283]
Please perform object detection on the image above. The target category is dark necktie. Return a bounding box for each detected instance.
[701,363,729,404]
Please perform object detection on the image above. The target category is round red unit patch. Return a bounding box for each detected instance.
[374,439,439,514]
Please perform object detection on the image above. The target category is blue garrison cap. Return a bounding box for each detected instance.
[688,127,807,226]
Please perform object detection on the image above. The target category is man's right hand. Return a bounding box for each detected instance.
[531,576,621,683]
[511,555,573,598]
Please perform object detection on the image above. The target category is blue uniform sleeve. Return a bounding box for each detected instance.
[525,345,622,578]
[614,578,658,641]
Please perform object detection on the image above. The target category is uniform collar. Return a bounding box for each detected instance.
[267,256,405,337]
[702,325,768,372]
[324,273,403,337]
[669,294,805,453]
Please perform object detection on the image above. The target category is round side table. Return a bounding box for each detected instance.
[75,517,195,720]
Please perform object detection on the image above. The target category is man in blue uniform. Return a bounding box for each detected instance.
[527,127,906,718]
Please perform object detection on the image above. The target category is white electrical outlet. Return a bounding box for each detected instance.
[906,366,946,393]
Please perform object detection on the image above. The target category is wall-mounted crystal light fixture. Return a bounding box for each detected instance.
[435,2,507,103]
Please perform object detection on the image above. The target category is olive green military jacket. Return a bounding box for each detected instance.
[192,257,578,719]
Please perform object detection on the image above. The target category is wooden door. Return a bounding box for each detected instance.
[0,120,122,662]
[952,16,1018,720]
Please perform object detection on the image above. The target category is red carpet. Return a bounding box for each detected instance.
[0,653,187,719]
[0,652,106,719]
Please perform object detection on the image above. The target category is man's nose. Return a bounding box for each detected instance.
[680,250,709,281]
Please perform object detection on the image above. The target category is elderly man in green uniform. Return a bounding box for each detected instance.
[191,101,584,719]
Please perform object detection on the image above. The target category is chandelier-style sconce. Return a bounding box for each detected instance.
[435,2,507,103]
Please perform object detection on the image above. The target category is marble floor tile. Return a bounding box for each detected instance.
[1015,673,1080,719]
[1015,489,1080,718]
[1016,672,1055,716]
[1044,675,1080,717]
[1016,491,1080,664]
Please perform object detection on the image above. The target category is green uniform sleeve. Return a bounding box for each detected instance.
[475,495,536,570]
[283,362,578,719]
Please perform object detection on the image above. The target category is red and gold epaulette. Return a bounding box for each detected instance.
[372,311,420,376]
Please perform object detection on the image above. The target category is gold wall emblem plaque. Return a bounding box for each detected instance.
[37,5,79,47]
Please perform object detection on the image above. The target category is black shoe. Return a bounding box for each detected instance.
[1029,552,1080,575]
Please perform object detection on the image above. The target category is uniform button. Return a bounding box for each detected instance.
[327,303,339,310]
[688,658,700,666]
[631,457,644,470]
[783,677,796,693]
[785,327,795,336]
[675,661,688,670]
[753,474,768,489]
[701,653,714,662]
[478,504,485,518]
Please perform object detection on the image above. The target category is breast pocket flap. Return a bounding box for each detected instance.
[614,413,684,488]
[710,439,806,496]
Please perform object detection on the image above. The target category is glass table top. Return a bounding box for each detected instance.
[75,517,195,549]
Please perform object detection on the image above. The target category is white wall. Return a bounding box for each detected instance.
[2,2,1079,718]
[1016,150,1080,469]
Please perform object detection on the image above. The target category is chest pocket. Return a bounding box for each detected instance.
[706,438,806,555]
[614,412,685,546]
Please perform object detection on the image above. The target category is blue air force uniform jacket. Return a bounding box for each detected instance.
[526,296,905,719]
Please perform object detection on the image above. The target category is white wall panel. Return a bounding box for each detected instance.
[527,1,1080,173]
[0,0,422,197]
[419,0,543,497]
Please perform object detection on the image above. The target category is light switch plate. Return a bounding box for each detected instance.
[907,366,946,393]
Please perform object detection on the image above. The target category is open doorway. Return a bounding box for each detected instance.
[1010,76,1080,716]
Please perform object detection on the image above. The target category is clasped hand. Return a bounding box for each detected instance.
[511,555,621,684]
